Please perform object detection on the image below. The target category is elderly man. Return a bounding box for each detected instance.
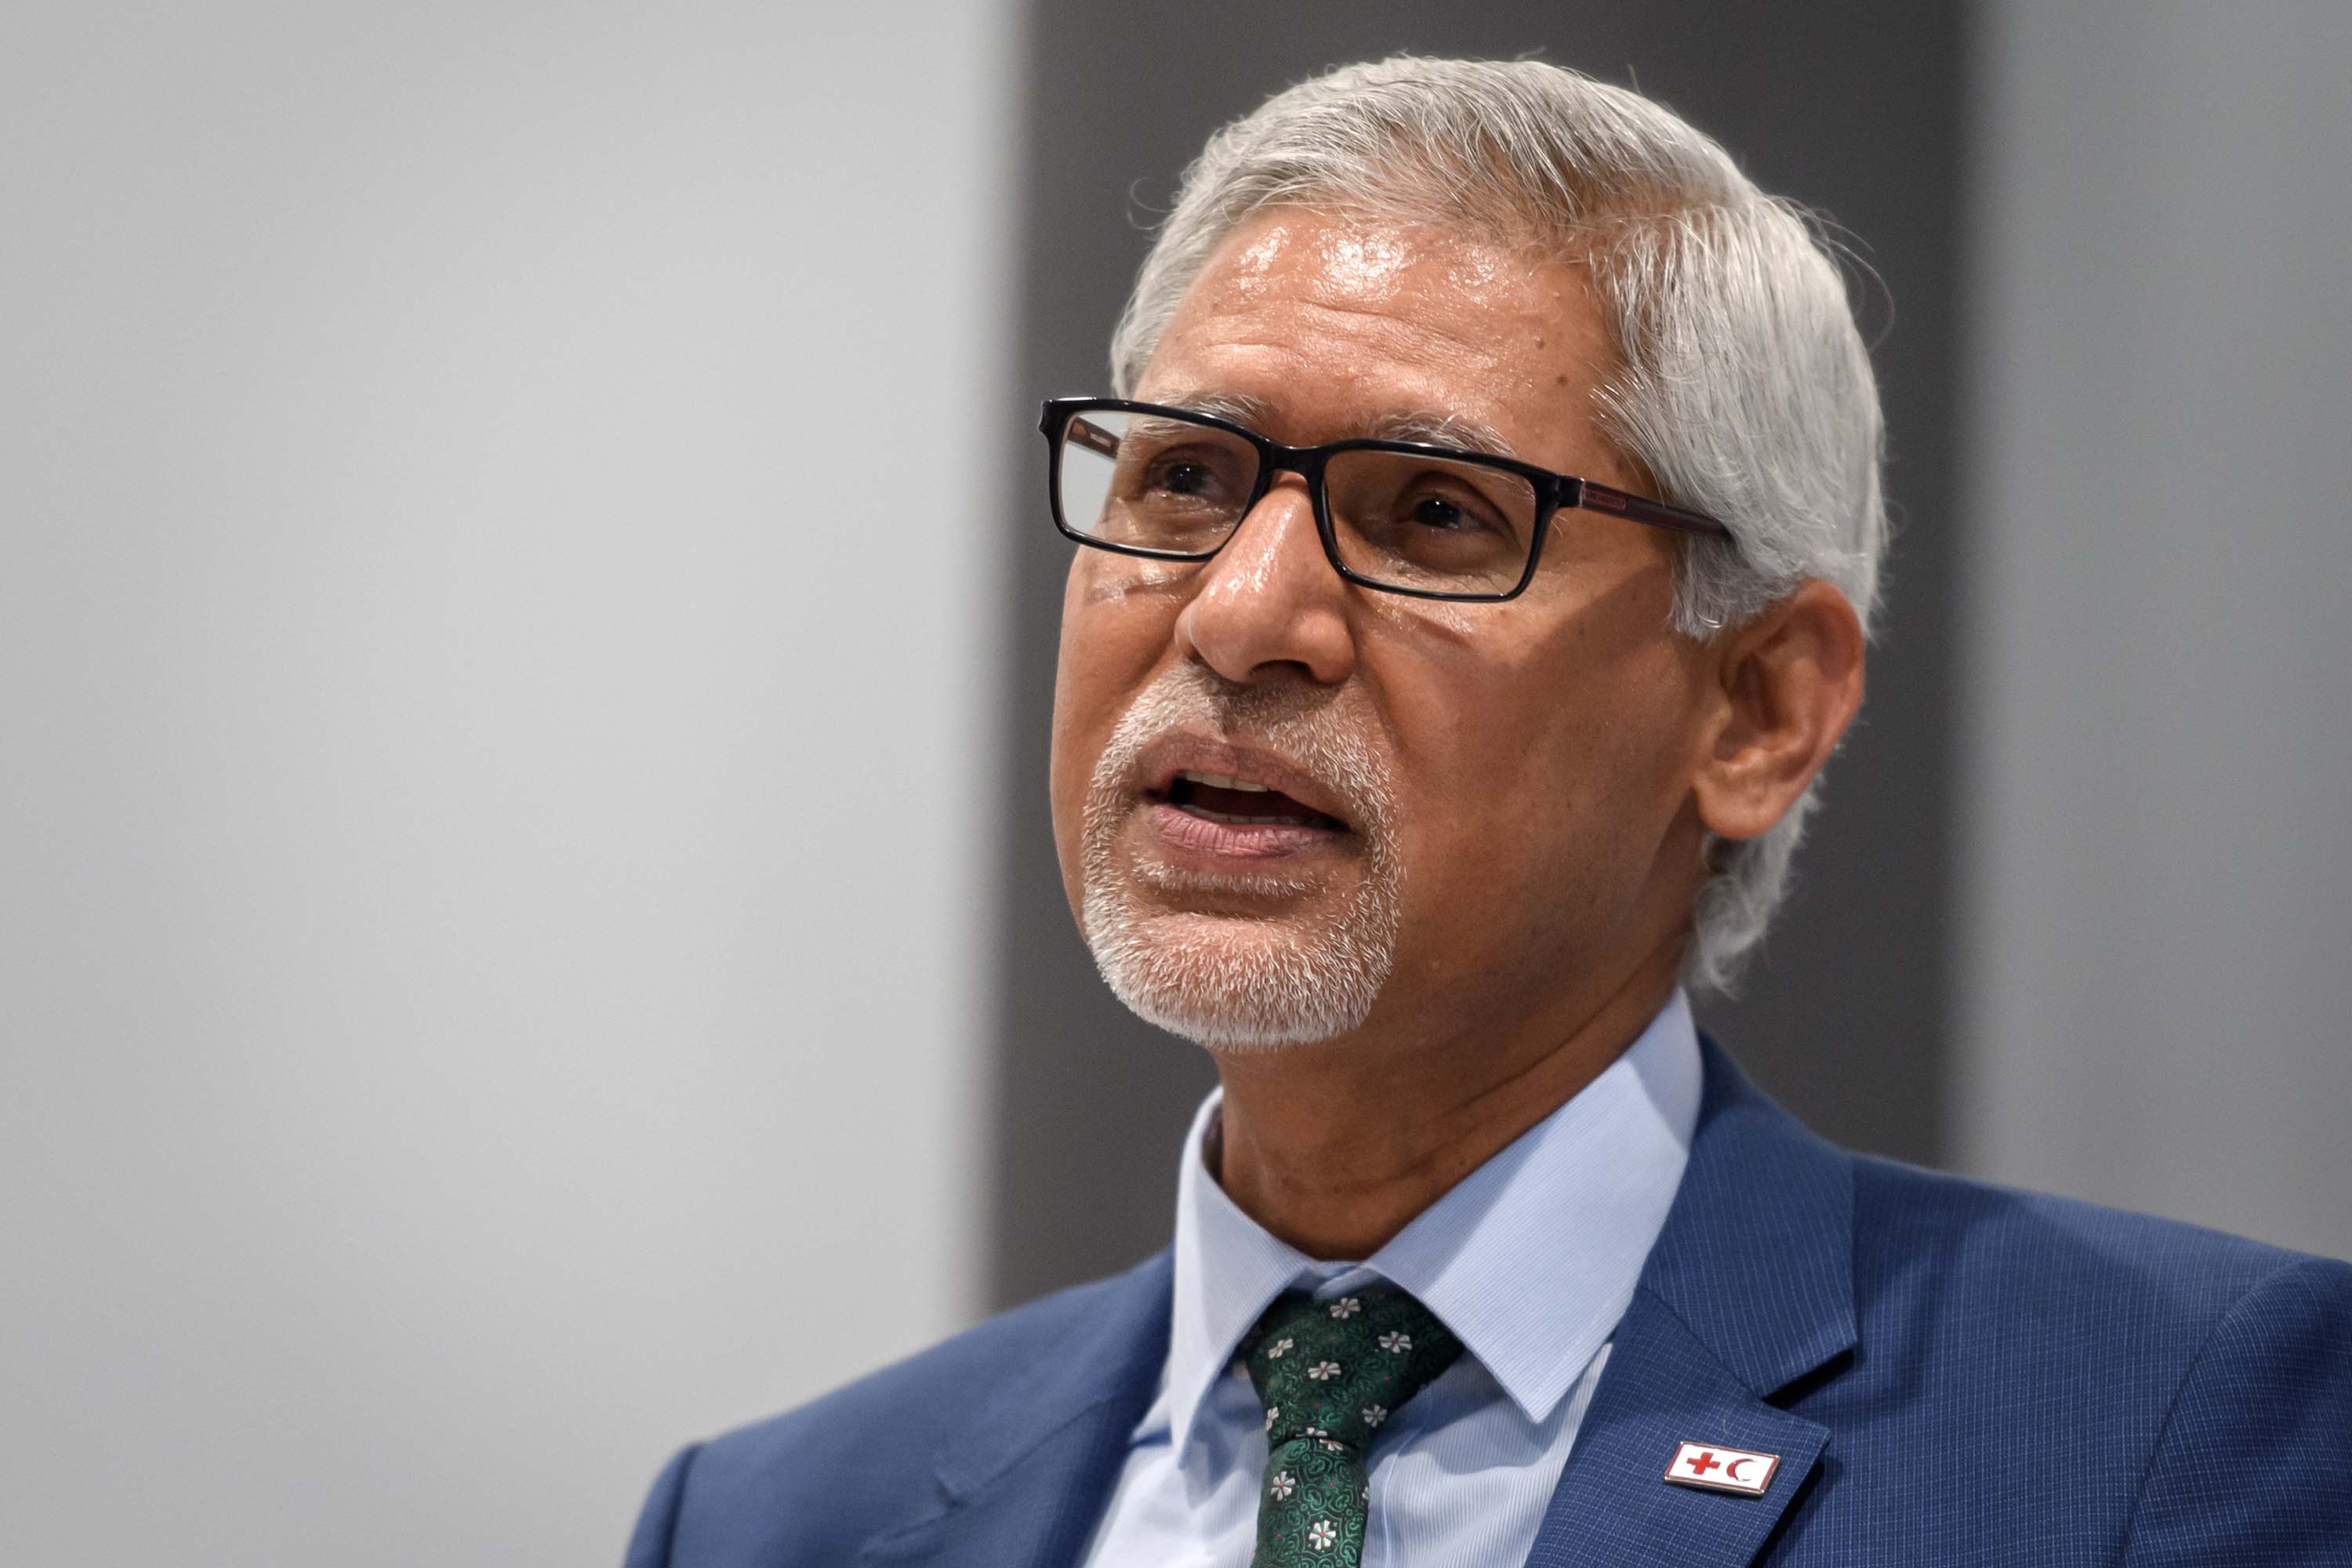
[626,57,2351,1567]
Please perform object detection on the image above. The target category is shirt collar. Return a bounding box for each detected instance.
[1164,989,1703,1459]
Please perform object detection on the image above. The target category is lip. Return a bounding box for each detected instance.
[1142,800,1343,862]
[1133,734,1354,830]
[1124,731,1357,868]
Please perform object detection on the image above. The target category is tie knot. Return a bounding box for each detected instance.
[1240,1283,1464,1452]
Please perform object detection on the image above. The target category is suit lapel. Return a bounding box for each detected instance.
[1525,1038,1856,1566]
[862,1042,1853,1567]
[859,1253,1172,1567]
[1519,1291,1830,1566]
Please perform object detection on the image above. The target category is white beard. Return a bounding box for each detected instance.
[1077,665,1403,1050]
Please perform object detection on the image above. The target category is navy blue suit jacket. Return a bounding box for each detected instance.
[626,1041,2352,1565]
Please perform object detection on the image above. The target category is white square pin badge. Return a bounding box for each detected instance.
[1664,1440,1780,1496]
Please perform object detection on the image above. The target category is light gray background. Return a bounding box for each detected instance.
[1956,0,2352,1259]
[2,3,2345,1565]
[2,3,1011,1563]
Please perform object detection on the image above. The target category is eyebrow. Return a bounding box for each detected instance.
[1163,390,1279,430]
[1158,391,1526,464]
[1363,410,1522,462]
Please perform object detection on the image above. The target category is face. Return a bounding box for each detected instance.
[1051,209,1719,1053]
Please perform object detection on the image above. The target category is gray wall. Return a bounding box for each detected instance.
[989,1,1969,1308]
[1957,0,2352,1260]
[0,5,1011,1563]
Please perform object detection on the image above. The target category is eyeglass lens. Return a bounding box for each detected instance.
[1058,408,1541,597]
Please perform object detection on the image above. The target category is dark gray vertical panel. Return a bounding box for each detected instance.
[990,2,1966,1308]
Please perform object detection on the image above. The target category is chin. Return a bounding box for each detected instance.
[1080,900,1395,1051]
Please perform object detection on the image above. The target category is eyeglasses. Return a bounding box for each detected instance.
[1040,397,1732,603]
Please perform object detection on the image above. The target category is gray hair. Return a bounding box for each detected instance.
[1106,55,1886,993]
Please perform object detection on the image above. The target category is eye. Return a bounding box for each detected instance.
[1151,459,1218,497]
[1397,485,1506,535]
[1406,495,1474,532]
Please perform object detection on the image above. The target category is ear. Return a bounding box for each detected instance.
[1690,579,1867,843]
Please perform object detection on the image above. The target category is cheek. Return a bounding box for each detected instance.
[1378,620,1697,953]
[1396,696,1581,905]
[1374,647,1563,935]
[1048,566,1178,839]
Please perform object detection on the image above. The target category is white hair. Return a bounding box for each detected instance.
[1106,55,1886,993]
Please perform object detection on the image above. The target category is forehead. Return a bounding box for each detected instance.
[1134,208,1622,474]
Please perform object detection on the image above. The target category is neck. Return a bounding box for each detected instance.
[1207,940,1683,1261]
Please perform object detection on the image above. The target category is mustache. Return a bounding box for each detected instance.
[1085,663,1396,840]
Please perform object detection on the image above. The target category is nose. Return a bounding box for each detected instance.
[1172,473,1357,688]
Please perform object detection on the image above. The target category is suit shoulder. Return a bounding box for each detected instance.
[1849,1152,2343,1342]
[669,1253,1169,1533]
[626,1254,1170,1563]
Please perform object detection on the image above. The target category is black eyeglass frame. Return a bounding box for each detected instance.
[1040,396,1734,604]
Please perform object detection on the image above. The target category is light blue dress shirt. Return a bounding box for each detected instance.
[1078,991,1703,1568]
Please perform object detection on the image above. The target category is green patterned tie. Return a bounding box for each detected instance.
[1237,1283,1465,1566]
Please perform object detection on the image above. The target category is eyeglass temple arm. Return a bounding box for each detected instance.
[1062,414,1121,459]
[1574,479,1733,540]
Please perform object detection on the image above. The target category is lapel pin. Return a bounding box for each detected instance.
[1664,1440,1780,1497]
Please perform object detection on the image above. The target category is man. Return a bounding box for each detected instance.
[626,56,2352,1566]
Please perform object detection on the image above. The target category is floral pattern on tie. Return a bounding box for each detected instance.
[1237,1283,1464,1567]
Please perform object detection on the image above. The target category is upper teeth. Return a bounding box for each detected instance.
[1177,771,1271,792]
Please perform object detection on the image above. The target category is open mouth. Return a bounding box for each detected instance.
[1150,770,1348,832]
